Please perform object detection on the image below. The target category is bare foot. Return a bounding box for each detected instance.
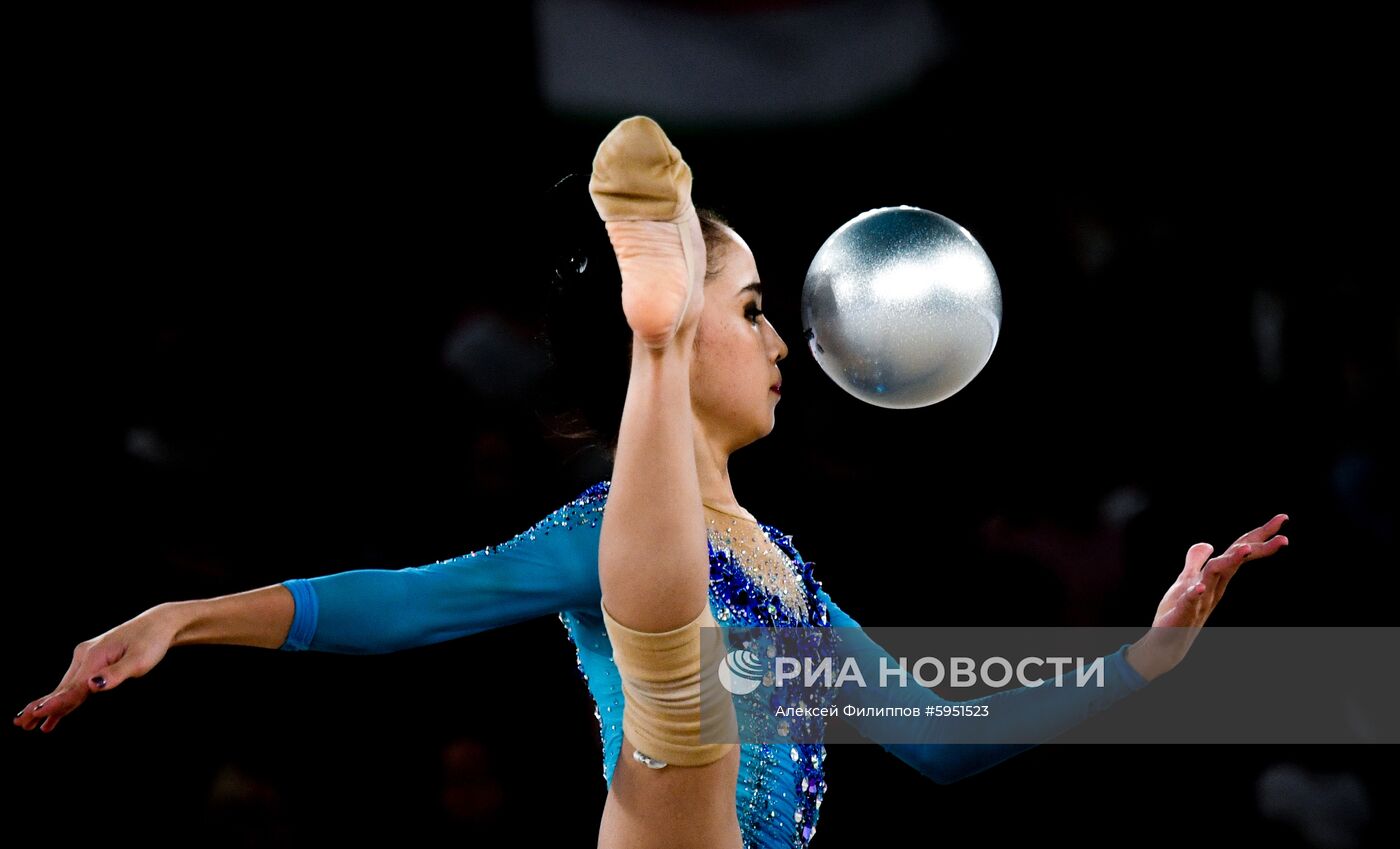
[589,116,705,349]
[605,217,704,348]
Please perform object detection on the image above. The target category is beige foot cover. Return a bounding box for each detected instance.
[600,597,739,767]
[587,114,704,348]
[588,115,695,223]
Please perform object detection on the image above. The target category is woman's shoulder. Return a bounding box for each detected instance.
[573,478,612,505]
[546,478,611,523]
[538,478,609,509]
[501,479,610,544]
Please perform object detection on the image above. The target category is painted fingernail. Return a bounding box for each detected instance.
[91,676,106,689]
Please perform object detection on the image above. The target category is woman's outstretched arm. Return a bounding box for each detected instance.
[815,587,1147,785]
[814,512,1288,784]
[14,585,295,733]
[15,486,608,733]
[280,489,605,654]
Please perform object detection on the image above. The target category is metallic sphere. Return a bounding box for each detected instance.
[801,206,1002,409]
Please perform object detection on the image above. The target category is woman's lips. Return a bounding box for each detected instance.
[771,384,782,395]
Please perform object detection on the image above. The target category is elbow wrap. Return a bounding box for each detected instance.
[600,598,738,767]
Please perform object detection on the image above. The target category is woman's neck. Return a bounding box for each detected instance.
[702,500,757,523]
[695,440,752,521]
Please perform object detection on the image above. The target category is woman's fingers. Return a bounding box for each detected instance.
[15,688,73,732]
[1183,542,1214,577]
[31,696,67,734]
[13,640,123,732]
[84,649,140,694]
[15,651,83,731]
[1234,514,1289,546]
[13,702,38,729]
[1198,544,1252,598]
[1237,536,1289,564]
[1218,535,1288,594]
[1262,535,1289,556]
[1192,533,1291,607]
[1175,542,1242,619]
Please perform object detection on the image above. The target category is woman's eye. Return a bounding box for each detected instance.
[745,305,765,324]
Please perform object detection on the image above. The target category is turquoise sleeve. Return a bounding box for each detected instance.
[814,586,1149,785]
[277,496,605,654]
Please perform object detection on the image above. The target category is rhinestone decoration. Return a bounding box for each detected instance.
[704,506,810,622]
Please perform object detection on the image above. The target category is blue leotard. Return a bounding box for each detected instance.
[280,480,1149,848]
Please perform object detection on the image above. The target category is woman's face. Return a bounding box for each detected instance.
[690,225,789,452]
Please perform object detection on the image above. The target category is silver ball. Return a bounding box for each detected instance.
[801,206,1002,409]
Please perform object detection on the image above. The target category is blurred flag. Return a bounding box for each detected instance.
[534,0,948,125]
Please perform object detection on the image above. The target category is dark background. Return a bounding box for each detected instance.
[6,2,1395,846]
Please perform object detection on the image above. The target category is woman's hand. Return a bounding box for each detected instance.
[13,604,180,733]
[14,586,294,733]
[1126,514,1290,682]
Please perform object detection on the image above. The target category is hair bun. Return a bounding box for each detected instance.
[544,172,611,291]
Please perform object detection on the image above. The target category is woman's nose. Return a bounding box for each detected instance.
[769,321,789,362]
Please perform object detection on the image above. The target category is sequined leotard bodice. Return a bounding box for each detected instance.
[280,480,1149,849]
[560,484,834,846]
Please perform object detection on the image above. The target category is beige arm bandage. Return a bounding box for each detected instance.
[600,598,738,767]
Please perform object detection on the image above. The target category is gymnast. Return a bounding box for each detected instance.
[15,115,1290,849]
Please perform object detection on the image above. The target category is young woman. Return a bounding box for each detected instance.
[15,116,1290,849]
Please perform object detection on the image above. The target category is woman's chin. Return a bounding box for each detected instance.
[738,418,775,448]
[761,412,777,437]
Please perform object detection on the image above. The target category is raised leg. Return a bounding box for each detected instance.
[592,115,709,635]
[590,116,740,849]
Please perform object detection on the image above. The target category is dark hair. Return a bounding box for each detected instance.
[534,172,732,462]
